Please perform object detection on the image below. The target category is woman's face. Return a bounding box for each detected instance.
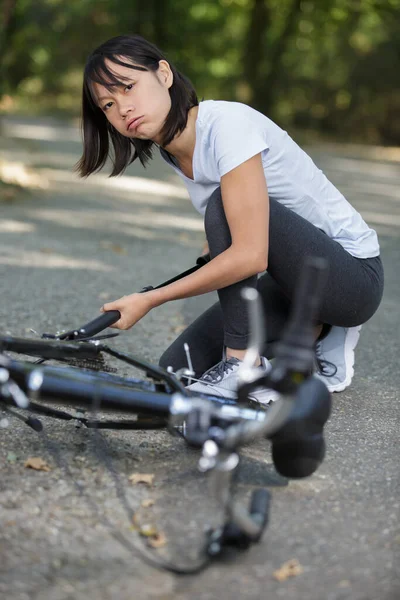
[92,58,173,144]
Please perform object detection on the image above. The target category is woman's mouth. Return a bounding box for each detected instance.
[127,116,144,131]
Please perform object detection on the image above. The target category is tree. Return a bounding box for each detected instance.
[0,0,18,97]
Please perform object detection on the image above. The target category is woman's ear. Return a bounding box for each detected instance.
[158,60,174,89]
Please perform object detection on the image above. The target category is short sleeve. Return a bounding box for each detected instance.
[211,110,269,177]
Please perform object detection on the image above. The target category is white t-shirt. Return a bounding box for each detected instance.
[160,100,380,258]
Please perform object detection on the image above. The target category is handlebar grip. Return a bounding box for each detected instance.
[271,376,331,478]
[196,253,211,266]
[59,310,121,340]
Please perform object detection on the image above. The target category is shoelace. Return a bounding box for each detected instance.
[200,357,240,385]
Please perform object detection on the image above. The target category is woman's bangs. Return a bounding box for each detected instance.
[85,55,146,107]
[84,56,122,106]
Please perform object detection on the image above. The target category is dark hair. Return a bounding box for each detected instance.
[75,35,198,177]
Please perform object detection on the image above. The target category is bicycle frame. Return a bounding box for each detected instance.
[0,254,332,569]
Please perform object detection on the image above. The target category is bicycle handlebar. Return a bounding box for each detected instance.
[57,310,121,341]
[46,253,211,341]
[0,251,333,569]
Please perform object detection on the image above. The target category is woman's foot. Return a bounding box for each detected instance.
[186,355,279,405]
[315,325,362,392]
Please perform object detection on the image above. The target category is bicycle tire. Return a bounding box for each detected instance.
[1,357,173,432]
[0,335,159,389]
[0,335,102,360]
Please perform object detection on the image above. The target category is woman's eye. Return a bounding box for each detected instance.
[103,102,113,111]
[125,83,134,92]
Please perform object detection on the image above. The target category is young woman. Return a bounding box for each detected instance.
[77,34,384,404]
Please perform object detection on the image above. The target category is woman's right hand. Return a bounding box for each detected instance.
[100,292,155,330]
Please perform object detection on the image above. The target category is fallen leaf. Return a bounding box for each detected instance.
[24,457,51,472]
[148,532,167,549]
[128,473,155,486]
[141,498,155,508]
[131,513,166,548]
[139,523,159,537]
[99,241,127,255]
[131,513,140,529]
[7,452,17,463]
[111,245,126,255]
[273,559,303,582]
[172,325,186,334]
[39,248,54,254]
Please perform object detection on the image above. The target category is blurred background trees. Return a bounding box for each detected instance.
[1,0,399,144]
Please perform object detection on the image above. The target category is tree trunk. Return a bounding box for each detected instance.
[130,0,146,36]
[152,0,168,49]
[0,0,18,98]
[242,0,271,105]
[254,0,302,112]
[0,0,18,57]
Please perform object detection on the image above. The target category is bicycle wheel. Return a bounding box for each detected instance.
[1,351,172,430]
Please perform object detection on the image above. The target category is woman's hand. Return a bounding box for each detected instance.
[100,292,153,330]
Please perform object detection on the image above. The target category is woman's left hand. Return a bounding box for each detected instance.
[100,292,153,330]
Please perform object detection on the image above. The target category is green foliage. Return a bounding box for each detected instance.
[1,0,399,143]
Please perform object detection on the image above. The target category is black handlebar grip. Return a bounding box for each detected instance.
[59,310,121,340]
[196,252,211,266]
[271,376,331,478]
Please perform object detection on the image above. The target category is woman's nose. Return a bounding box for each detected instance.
[120,104,134,118]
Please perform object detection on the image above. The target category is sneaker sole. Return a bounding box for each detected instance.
[248,389,280,406]
[326,325,362,393]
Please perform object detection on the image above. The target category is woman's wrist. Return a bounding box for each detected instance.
[145,288,164,309]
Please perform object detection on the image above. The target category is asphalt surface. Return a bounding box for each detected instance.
[0,115,399,600]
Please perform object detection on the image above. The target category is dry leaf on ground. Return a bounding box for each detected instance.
[172,325,186,334]
[273,559,303,582]
[128,473,155,486]
[141,498,155,508]
[148,532,167,548]
[131,513,140,529]
[139,523,159,537]
[132,513,167,548]
[24,457,51,472]
[99,241,127,255]
[138,523,167,548]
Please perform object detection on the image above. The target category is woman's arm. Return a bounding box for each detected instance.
[150,153,269,303]
[102,153,270,329]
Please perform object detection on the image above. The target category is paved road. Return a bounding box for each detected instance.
[0,116,399,600]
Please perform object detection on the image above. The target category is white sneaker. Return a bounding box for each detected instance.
[315,325,362,392]
[186,355,279,406]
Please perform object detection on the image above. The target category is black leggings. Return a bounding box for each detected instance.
[159,188,384,377]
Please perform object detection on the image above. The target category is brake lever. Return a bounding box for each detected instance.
[199,440,270,556]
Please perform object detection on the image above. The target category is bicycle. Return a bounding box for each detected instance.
[0,255,331,574]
